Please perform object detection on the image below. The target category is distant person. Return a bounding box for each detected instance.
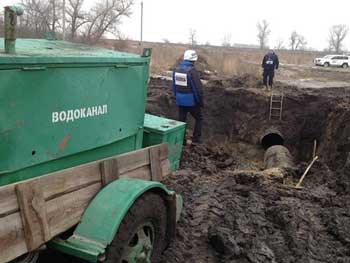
[172,50,204,145]
[262,50,279,90]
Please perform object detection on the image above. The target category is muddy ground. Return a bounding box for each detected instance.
[278,63,350,89]
[38,68,350,263]
[148,73,350,263]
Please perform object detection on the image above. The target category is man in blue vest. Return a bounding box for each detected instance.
[262,50,279,90]
[172,50,204,145]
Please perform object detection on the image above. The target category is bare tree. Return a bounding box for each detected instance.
[290,31,307,50]
[188,28,197,46]
[20,0,49,35]
[295,35,307,50]
[290,31,298,50]
[66,0,87,40]
[49,0,61,32]
[12,0,132,41]
[19,0,62,37]
[221,33,232,47]
[274,38,285,50]
[82,0,134,43]
[329,24,348,53]
[257,20,271,49]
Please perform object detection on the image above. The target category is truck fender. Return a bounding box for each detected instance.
[48,178,182,262]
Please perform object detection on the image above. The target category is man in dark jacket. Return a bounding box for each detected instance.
[262,50,279,90]
[172,50,204,144]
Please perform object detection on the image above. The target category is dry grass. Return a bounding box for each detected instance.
[102,40,323,77]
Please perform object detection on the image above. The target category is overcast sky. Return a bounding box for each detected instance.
[2,0,350,51]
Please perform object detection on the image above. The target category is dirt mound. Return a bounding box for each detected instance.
[173,55,216,80]
[206,74,263,90]
[161,147,350,263]
[148,76,350,263]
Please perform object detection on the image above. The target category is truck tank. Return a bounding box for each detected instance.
[0,38,151,186]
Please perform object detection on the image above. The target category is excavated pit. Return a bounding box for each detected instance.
[148,75,350,168]
[147,76,350,263]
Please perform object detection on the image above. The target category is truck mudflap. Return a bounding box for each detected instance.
[48,178,183,262]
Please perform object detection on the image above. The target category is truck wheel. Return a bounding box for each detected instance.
[10,252,39,263]
[324,62,330,67]
[105,192,167,263]
[342,63,348,68]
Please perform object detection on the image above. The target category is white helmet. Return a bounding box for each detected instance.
[184,50,198,61]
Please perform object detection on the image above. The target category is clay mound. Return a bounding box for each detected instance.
[206,73,263,89]
[173,55,215,80]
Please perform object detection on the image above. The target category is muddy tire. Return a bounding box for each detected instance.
[105,192,167,263]
[10,252,39,263]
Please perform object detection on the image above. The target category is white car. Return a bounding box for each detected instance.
[314,55,350,68]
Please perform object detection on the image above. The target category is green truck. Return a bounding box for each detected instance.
[0,6,185,263]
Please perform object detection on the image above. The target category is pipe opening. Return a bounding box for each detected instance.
[261,132,284,150]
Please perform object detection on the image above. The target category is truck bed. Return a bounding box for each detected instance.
[0,144,169,263]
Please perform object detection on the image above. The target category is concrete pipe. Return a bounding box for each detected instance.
[264,145,295,170]
[260,128,284,150]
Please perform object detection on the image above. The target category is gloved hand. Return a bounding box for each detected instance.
[199,100,204,108]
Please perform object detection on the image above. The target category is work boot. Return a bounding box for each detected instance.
[183,137,187,146]
[191,138,203,146]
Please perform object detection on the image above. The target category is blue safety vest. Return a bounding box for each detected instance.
[172,61,200,107]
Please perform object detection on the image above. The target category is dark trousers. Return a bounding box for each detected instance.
[263,70,275,86]
[178,105,203,142]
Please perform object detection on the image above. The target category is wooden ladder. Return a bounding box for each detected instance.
[269,88,284,121]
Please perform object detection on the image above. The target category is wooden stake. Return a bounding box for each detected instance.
[296,156,319,189]
[313,140,317,159]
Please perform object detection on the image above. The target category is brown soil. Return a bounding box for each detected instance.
[173,55,216,80]
[161,159,350,263]
[148,76,350,263]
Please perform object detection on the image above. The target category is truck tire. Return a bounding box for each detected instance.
[324,62,330,67]
[11,252,39,263]
[342,63,348,68]
[105,192,167,263]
